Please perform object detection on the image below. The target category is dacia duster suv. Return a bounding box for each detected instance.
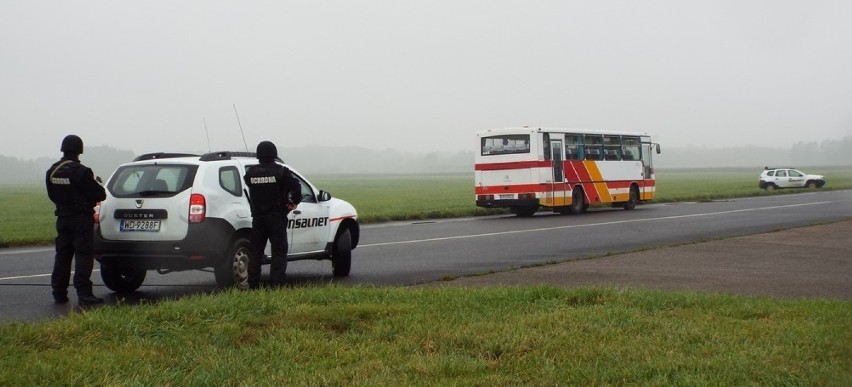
[93,151,359,292]
[758,168,826,190]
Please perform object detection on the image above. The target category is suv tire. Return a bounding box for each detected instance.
[101,265,146,293]
[332,228,352,277]
[215,237,250,289]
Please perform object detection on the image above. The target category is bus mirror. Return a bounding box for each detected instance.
[655,144,662,154]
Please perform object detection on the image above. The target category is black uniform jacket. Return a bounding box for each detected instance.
[243,162,302,216]
[45,158,107,217]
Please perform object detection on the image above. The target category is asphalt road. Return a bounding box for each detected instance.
[2,189,851,323]
[434,219,852,300]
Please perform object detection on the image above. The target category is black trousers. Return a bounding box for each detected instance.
[52,214,95,297]
[248,212,289,287]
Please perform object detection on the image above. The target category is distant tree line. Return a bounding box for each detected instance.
[0,146,135,185]
[2,137,850,184]
[790,136,852,167]
[0,146,473,184]
[656,136,852,169]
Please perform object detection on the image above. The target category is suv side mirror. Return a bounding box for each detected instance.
[318,190,332,202]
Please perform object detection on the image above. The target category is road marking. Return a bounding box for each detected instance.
[0,269,100,282]
[0,248,53,256]
[359,201,832,248]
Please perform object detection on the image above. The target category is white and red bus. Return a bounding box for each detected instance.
[475,127,660,216]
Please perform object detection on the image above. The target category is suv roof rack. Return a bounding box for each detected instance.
[134,152,199,161]
[199,151,256,161]
[199,151,284,162]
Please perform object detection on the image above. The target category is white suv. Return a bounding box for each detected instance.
[93,151,359,292]
[758,168,826,190]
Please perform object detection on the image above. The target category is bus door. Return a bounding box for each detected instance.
[641,139,659,198]
[549,139,566,206]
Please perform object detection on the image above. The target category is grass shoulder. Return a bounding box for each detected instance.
[1,286,849,385]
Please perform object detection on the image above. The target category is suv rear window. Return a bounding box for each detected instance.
[108,164,199,198]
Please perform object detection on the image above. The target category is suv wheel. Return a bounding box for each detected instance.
[101,265,146,293]
[765,184,777,191]
[806,181,818,189]
[215,237,250,289]
[332,228,352,277]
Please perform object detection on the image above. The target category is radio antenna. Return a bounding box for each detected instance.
[233,104,249,152]
[202,117,211,152]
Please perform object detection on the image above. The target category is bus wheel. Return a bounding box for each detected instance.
[511,206,538,217]
[623,186,639,210]
[570,188,586,214]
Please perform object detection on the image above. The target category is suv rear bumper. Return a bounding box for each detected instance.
[94,218,238,271]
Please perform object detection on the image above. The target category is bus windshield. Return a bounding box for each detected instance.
[481,135,530,156]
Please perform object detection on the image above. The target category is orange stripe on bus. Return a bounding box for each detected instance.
[583,161,612,203]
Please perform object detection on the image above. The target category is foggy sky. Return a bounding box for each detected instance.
[2,1,850,160]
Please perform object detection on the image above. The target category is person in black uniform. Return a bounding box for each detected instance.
[45,135,107,305]
[243,141,301,288]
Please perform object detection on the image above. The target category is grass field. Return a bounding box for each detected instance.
[2,168,851,383]
[2,166,851,247]
[1,286,849,385]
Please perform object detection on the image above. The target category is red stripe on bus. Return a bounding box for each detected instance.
[566,160,594,183]
[475,184,545,194]
[475,160,550,171]
[477,180,654,195]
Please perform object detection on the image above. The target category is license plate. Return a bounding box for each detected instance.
[499,194,514,199]
[120,219,161,232]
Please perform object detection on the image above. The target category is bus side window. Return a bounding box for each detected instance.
[565,134,582,160]
[586,148,601,160]
[604,135,621,160]
[584,135,603,160]
[622,136,641,161]
[605,149,618,160]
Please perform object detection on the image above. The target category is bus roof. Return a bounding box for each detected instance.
[476,126,650,137]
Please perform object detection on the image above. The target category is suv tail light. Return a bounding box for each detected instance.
[93,201,101,224]
[189,194,206,223]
